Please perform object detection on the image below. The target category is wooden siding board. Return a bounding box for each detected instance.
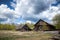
[34,19,56,31]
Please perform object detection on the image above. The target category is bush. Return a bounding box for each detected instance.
[0,24,16,30]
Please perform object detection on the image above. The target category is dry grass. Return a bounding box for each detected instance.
[0,30,58,40]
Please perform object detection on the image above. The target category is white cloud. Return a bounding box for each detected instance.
[26,20,31,24]
[10,0,60,23]
[0,4,18,23]
[40,6,60,22]
[11,2,16,8]
[0,0,60,24]
[14,0,56,21]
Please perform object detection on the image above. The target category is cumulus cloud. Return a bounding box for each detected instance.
[0,0,60,24]
[29,5,60,23]
[15,0,55,15]
[11,2,16,8]
[14,0,56,23]
[0,4,18,23]
[40,5,60,23]
[26,20,32,24]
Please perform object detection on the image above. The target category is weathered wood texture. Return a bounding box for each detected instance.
[33,19,56,31]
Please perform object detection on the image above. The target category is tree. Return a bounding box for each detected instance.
[52,14,60,29]
[0,24,16,30]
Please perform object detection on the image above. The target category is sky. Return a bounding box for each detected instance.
[0,0,60,24]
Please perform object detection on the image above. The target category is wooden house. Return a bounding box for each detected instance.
[16,24,32,31]
[33,19,56,31]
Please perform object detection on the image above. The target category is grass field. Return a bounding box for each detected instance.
[0,30,59,40]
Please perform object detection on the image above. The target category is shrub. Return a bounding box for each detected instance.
[0,24,16,30]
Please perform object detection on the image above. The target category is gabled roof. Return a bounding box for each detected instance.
[16,24,32,31]
[21,24,31,30]
[34,19,55,27]
[33,19,56,31]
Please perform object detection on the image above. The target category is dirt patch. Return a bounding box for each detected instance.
[0,30,58,40]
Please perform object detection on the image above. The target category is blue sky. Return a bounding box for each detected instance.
[0,0,60,24]
[0,0,16,9]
